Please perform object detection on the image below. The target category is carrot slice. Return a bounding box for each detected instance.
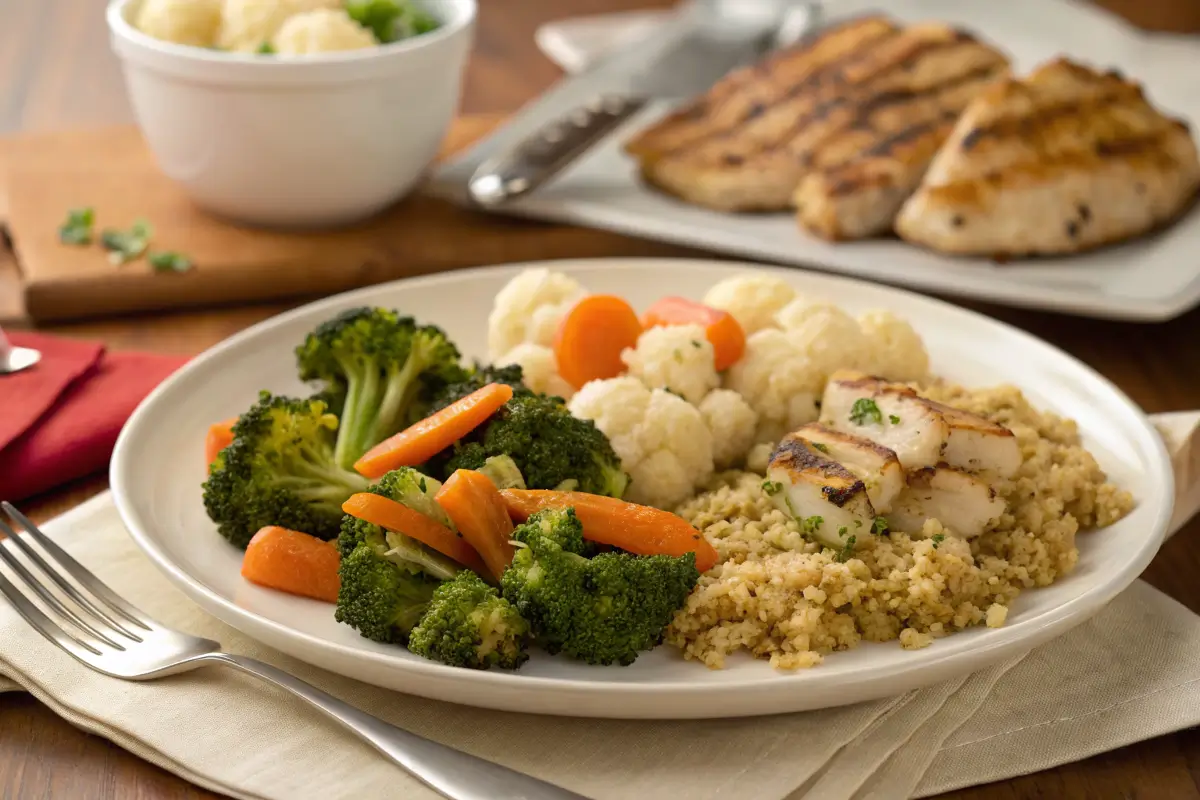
[205,417,238,466]
[642,296,746,371]
[342,492,487,575]
[435,470,516,582]
[499,489,719,572]
[354,383,514,479]
[241,526,341,603]
[554,294,643,389]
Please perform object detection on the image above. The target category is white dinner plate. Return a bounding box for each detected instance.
[432,0,1200,321]
[110,258,1174,719]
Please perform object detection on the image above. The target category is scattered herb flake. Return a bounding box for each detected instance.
[672,349,684,363]
[812,442,829,453]
[872,516,890,535]
[147,251,193,273]
[849,397,883,426]
[801,515,823,535]
[58,207,95,245]
[691,340,702,348]
[854,519,862,528]
[835,535,857,563]
[101,218,153,265]
[761,480,783,496]
[931,533,946,549]
[257,41,275,54]
[418,477,427,493]
[889,414,901,425]
[838,526,848,537]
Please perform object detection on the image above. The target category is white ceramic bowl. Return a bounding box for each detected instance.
[106,0,476,228]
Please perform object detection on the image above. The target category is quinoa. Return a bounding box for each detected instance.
[666,382,1135,670]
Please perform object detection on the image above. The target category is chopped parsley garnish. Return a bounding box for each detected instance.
[931,533,946,549]
[418,477,427,493]
[889,414,901,425]
[101,218,153,265]
[849,397,883,426]
[812,442,829,453]
[871,516,890,535]
[761,480,783,496]
[854,519,862,528]
[835,535,857,563]
[147,251,193,273]
[691,340,702,348]
[58,207,94,245]
[838,526,848,536]
[673,350,684,363]
[801,515,823,535]
[257,41,275,54]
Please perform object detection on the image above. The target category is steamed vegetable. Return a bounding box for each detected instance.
[202,391,370,549]
[241,526,341,603]
[295,306,467,470]
[354,383,514,479]
[407,571,529,670]
[499,508,700,666]
[499,489,719,573]
[435,469,516,582]
[642,296,746,372]
[553,295,643,389]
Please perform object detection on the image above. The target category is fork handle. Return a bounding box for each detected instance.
[466,94,645,207]
[209,653,589,800]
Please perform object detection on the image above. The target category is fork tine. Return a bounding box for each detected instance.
[0,515,144,641]
[0,539,126,649]
[2,502,151,632]
[0,558,103,657]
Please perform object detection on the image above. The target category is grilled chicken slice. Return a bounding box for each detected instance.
[623,15,1009,240]
[820,371,949,470]
[887,467,1006,538]
[895,57,1200,256]
[820,371,1021,477]
[791,422,904,513]
[766,434,875,551]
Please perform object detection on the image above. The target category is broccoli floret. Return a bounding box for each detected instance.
[500,509,699,666]
[427,361,531,413]
[295,307,467,470]
[335,467,462,581]
[202,391,370,549]
[437,394,629,498]
[408,571,530,670]
[335,539,442,644]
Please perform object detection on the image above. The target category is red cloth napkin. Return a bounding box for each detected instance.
[0,332,189,502]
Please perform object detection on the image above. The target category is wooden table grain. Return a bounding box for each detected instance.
[2,1,1200,798]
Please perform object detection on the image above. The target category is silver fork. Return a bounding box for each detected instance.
[0,502,589,800]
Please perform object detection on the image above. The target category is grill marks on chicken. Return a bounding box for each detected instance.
[623,15,1010,237]
[769,370,1021,550]
[894,57,1200,255]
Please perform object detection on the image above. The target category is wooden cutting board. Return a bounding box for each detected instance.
[0,115,701,323]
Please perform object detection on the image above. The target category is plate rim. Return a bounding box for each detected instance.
[109,256,1176,717]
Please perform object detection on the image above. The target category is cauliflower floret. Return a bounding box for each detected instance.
[217,0,342,52]
[746,442,774,475]
[697,389,758,469]
[497,343,576,400]
[858,310,931,383]
[568,378,713,510]
[487,268,587,360]
[723,328,821,444]
[271,8,377,53]
[702,273,796,335]
[620,324,718,405]
[774,299,869,384]
[134,0,223,47]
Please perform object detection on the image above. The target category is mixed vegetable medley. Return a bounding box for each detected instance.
[202,296,726,671]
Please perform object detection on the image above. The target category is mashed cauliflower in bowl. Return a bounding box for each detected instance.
[106,0,474,227]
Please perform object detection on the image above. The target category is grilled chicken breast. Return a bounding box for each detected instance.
[791,422,904,512]
[766,434,875,550]
[623,15,1009,240]
[820,371,949,470]
[895,57,1200,256]
[887,467,1006,538]
[820,371,1021,477]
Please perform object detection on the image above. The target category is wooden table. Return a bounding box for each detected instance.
[3,1,1200,798]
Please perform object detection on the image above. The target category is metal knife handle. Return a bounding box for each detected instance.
[467,94,645,207]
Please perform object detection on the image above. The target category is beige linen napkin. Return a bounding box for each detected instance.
[1,414,1197,800]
